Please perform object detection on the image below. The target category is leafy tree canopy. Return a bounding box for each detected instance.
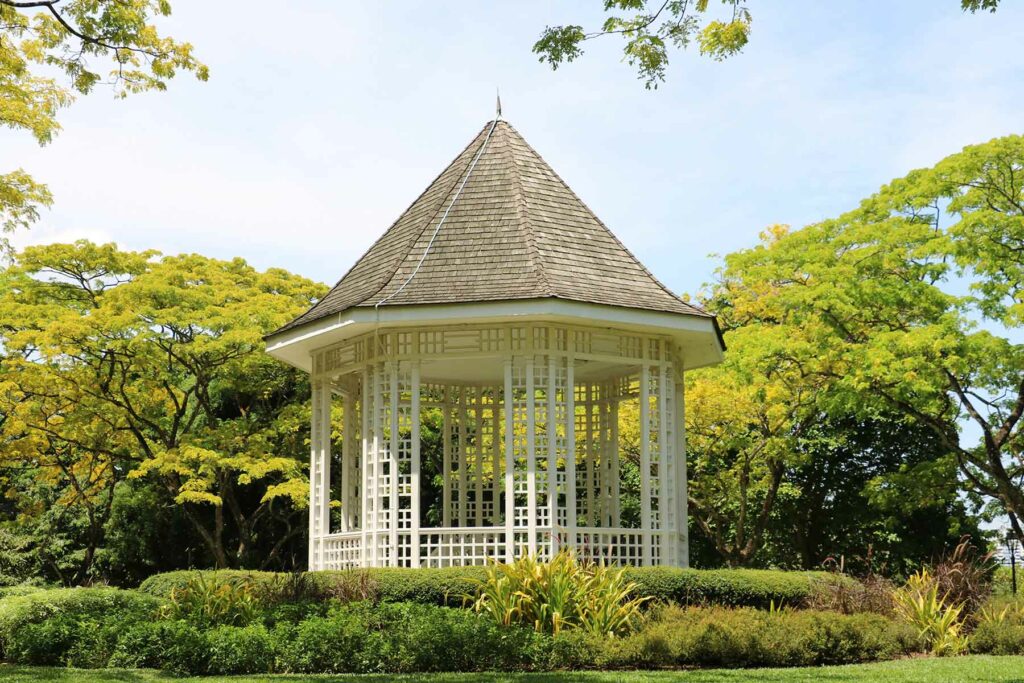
[534,1,1000,88]
[0,1,205,246]
[0,241,324,572]
[713,134,1024,543]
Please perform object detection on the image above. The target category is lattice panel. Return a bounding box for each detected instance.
[308,323,685,570]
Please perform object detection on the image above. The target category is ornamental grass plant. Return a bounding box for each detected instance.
[468,550,650,636]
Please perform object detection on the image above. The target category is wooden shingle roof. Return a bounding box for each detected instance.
[279,120,709,333]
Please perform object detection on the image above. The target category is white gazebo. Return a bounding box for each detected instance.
[265,118,724,570]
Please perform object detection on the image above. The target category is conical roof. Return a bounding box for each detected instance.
[278,120,709,333]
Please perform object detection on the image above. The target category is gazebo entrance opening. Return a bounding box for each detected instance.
[308,322,686,570]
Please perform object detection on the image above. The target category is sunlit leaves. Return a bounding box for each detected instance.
[533,0,751,88]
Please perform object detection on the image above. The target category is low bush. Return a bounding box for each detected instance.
[969,596,1024,655]
[601,605,917,668]
[0,587,160,664]
[206,623,275,675]
[278,601,545,674]
[140,566,835,610]
[623,567,842,609]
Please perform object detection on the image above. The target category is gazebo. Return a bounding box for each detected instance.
[265,117,724,570]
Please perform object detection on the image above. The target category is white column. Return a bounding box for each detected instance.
[458,387,468,528]
[547,355,558,555]
[442,387,452,527]
[503,356,515,562]
[475,389,485,527]
[675,374,689,568]
[526,356,537,555]
[565,357,577,551]
[360,368,370,566]
[640,364,652,567]
[342,387,355,533]
[659,360,671,566]
[388,362,400,566]
[610,387,621,527]
[411,361,421,568]
[491,394,501,527]
[308,377,323,570]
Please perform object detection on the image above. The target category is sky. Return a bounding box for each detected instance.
[8,1,1024,301]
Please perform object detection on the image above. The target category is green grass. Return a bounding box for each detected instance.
[2,657,1023,683]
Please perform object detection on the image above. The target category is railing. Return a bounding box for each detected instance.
[319,531,362,570]
[314,525,664,570]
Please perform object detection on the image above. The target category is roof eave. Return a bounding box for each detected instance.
[265,297,725,374]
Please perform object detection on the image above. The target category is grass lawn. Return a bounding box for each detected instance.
[1,657,1023,683]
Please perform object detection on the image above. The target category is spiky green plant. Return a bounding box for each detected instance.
[892,569,967,656]
[160,572,259,626]
[468,549,649,636]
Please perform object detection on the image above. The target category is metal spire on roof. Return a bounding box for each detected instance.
[496,89,502,120]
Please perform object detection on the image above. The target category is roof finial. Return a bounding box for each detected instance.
[496,88,502,120]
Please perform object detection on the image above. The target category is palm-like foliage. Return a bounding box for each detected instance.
[468,550,649,636]
[891,569,967,656]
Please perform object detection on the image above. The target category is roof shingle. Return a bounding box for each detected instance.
[277,120,709,333]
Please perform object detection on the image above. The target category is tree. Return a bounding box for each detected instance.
[0,241,324,573]
[0,1,205,246]
[716,135,1024,544]
[533,1,1000,88]
[773,414,984,575]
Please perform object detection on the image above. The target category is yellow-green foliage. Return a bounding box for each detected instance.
[468,551,649,636]
[601,604,918,668]
[892,569,967,656]
[160,574,259,627]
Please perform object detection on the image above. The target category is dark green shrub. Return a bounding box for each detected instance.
[139,566,833,610]
[624,567,842,609]
[0,587,160,663]
[206,624,275,675]
[151,620,210,676]
[601,605,917,668]
[138,570,277,598]
[970,621,1024,654]
[277,603,378,673]
[109,620,210,676]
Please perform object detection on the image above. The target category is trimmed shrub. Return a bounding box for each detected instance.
[109,620,210,676]
[600,605,918,668]
[277,601,544,674]
[139,566,835,610]
[206,624,275,675]
[970,621,1024,655]
[624,567,842,609]
[0,587,161,664]
[138,570,276,599]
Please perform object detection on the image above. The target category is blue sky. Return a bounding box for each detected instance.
[9,1,1024,301]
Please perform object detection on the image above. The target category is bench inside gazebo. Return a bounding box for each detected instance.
[265,117,724,570]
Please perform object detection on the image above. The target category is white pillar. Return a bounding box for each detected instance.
[675,374,689,568]
[411,362,421,567]
[565,357,577,551]
[659,360,671,566]
[503,356,515,562]
[442,387,452,527]
[640,364,652,567]
[388,362,399,566]
[526,356,537,555]
[547,355,558,555]
[308,376,331,571]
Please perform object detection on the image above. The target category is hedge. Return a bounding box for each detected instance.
[600,605,919,668]
[138,566,840,609]
[0,587,162,664]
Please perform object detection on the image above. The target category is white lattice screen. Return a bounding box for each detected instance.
[307,323,686,570]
